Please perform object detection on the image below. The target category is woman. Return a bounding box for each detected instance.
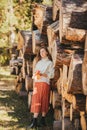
[29,47,54,128]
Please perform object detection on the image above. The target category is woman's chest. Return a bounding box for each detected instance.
[36,61,50,72]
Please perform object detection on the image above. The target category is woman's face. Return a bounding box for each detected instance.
[40,48,48,58]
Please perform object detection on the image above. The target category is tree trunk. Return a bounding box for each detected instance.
[17,31,24,50]
[61,0,87,41]
[52,0,60,21]
[80,111,86,130]
[50,39,71,67]
[47,21,59,47]
[65,28,86,43]
[25,75,33,91]
[82,33,87,95]
[76,94,86,112]
[32,30,48,54]
[67,54,83,94]
[22,31,32,54]
[52,90,61,109]
[51,67,60,88]
[32,3,53,34]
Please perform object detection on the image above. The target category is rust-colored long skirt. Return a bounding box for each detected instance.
[30,82,50,114]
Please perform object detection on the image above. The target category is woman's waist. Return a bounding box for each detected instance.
[34,77,50,84]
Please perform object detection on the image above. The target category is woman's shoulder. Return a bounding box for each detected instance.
[47,59,54,65]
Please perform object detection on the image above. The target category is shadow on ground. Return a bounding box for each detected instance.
[0,90,32,129]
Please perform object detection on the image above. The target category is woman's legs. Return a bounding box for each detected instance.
[30,82,49,127]
[40,112,47,126]
[34,113,39,118]
[42,112,46,117]
[29,113,39,128]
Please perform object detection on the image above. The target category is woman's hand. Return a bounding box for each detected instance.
[41,73,48,77]
[35,70,41,79]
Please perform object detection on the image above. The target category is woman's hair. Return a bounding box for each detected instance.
[36,46,52,62]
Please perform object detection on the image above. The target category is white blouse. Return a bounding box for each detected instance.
[33,57,54,84]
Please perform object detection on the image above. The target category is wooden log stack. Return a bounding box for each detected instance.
[67,53,83,94]
[32,3,53,34]
[32,29,48,54]
[16,1,87,129]
[82,32,87,95]
[51,0,87,129]
[61,0,87,43]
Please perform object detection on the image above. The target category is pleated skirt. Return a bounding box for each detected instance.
[30,82,50,113]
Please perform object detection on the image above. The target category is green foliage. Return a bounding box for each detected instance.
[0,0,8,8]
[0,33,10,49]
[13,0,32,30]
[0,48,10,66]
[42,0,53,5]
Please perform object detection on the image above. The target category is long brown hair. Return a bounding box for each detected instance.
[36,46,52,62]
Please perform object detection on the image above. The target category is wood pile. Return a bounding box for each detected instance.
[16,0,87,130]
[32,3,53,34]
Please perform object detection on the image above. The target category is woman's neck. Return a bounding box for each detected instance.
[42,56,48,60]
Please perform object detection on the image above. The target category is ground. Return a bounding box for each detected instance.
[0,66,53,130]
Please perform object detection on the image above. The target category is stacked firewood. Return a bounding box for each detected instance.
[31,0,87,130]
[16,0,87,129]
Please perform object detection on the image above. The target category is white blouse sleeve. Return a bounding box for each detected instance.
[47,62,54,79]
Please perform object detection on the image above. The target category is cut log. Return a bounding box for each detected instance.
[82,33,87,95]
[52,0,60,21]
[80,111,86,130]
[57,65,68,97]
[26,61,32,77]
[50,39,72,67]
[52,90,61,109]
[67,54,84,94]
[59,0,63,43]
[32,3,53,34]
[32,30,48,54]
[24,53,36,61]
[65,28,86,43]
[22,31,32,54]
[51,67,60,88]
[61,0,87,42]
[22,57,26,79]
[54,108,62,121]
[62,64,68,88]
[47,21,59,47]
[17,31,24,50]
[76,94,86,112]
[25,75,33,91]
[18,30,32,54]
[28,91,32,109]
[57,68,63,95]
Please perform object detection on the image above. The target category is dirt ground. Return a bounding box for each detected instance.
[0,66,53,130]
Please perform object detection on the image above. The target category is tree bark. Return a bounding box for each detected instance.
[76,94,86,112]
[32,30,48,54]
[52,0,60,21]
[47,21,59,47]
[65,28,86,43]
[82,32,87,95]
[61,0,87,42]
[67,54,83,94]
[50,39,71,67]
[32,3,53,34]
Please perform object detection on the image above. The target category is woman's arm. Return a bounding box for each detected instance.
[47,62,54,79]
